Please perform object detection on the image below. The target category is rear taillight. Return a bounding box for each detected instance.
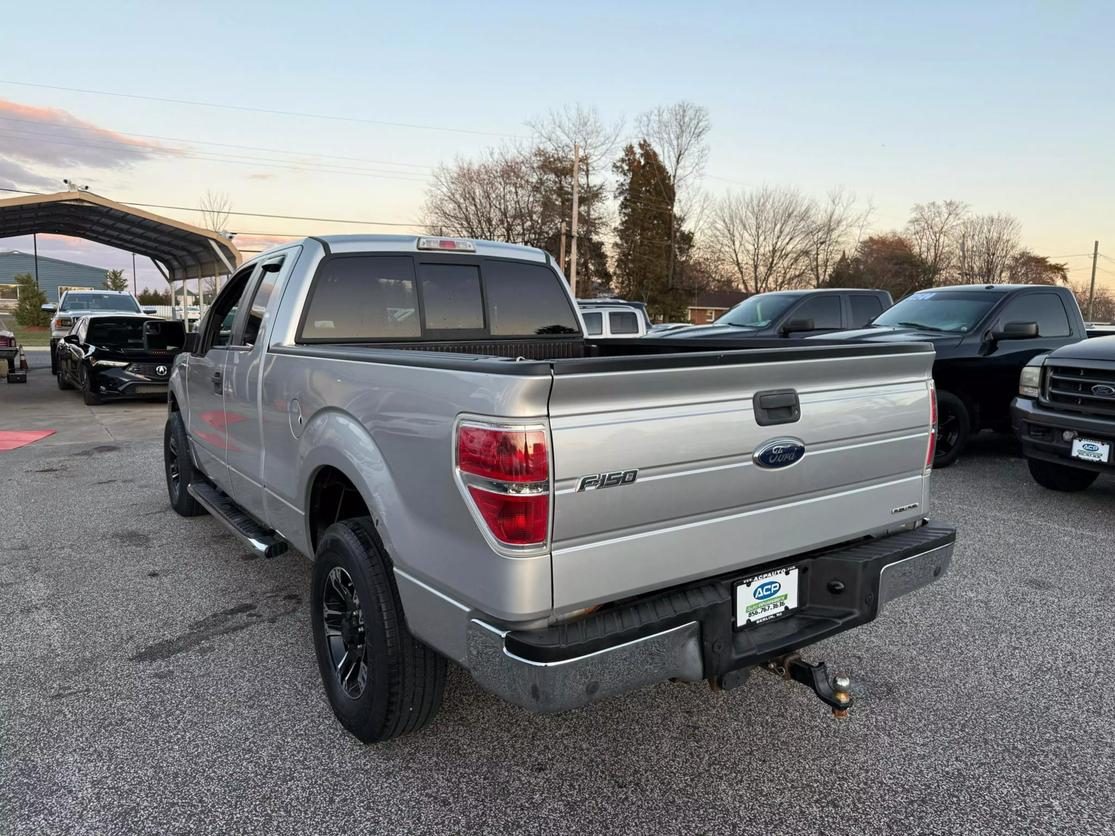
[456,422,550,549]
[925,383,937,471]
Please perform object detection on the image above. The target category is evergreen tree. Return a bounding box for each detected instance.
[612,141,694,319]
[13,273,49,327]
[103,269,129,292]
[137,287,171,305]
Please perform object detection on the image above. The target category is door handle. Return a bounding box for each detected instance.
[211,370,222,393]
[754,389,801,426]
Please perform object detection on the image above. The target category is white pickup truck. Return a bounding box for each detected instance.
[165,235,954,743]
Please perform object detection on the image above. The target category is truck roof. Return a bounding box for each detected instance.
[291,234,550,263]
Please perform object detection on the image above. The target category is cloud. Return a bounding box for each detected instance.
[246,172,275,181]
[0,157,59,191]
[229,233,299,254]
[0,99,169,178]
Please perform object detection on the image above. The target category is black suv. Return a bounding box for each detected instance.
[662,288,893,340]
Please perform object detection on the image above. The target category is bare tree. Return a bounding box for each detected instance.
[955,213,1021,283]
[710,186,815,295]
[905,200,967,281]
[199,190,232,233]
[804,188,873,287]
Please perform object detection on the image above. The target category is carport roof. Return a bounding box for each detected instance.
[0,191,241,283]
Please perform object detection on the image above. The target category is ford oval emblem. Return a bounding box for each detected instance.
[754,580,781,600]
[754,438,806,469]
[1091,384,1115,397]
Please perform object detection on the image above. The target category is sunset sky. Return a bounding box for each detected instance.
[1,0,1112,290]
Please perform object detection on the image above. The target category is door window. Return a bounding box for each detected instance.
[850,295,884,327]
[997,293,1072,337]
[205,267,255,349]
[234,258,284,347]
[791,295,842,329]
[582,311,603,336]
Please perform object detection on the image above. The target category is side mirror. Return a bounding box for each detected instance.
[63,334,80,345]
[992,321,1039,341]
[183,332,200,354]
[780,318,816,336]
[41,303,57,313]
[142,306,158,315]
[143,319,186,351]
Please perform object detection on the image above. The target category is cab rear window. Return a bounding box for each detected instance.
[298,254,579,342]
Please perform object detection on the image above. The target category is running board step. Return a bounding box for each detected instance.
[187,482,288,559]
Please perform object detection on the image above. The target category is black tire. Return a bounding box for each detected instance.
[57,369,73,390]
[80,365,101,406]
[311,517,446,743]
[164,412,205,516]
[934,391,970,468]
[1027,457,1099,492]
[49,340,58,376]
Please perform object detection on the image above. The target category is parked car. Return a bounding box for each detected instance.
[56,314,185,405]
[577,301,647,338]
[818,284,1095,467]
[1012,335,1115,491]
[165,235,953,743]
[42,290,157,375]
[660,288,893,340]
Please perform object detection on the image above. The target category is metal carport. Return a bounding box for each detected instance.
[0,190,242,318]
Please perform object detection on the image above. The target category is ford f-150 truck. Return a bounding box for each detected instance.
[164,235,955,743]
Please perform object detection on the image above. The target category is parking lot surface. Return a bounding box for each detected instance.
[2,356,1114,835]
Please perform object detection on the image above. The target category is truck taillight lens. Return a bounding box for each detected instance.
[456,422,550,549]
[926,383,937,471]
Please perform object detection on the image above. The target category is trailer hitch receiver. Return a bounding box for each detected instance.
[764,654,853,718]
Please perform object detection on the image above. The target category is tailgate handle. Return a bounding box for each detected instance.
[754,389,801,426]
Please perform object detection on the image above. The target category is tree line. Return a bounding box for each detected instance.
[423,103,1108,321]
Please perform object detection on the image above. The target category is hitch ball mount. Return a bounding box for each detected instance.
[763,654,853,718]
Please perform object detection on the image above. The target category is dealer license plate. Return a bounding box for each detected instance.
[735,566,800,627]
[1071,437,1110,464]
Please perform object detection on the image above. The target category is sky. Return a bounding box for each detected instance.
[0,0,1112,290]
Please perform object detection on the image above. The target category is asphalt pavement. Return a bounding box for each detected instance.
[1,356,1113,835]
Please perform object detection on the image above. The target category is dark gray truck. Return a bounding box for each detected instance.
[164,235,954,742]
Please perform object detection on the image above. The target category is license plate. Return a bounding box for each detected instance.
[1071,437,1110,463]
[135,385,167,395]
[735,566,800,627]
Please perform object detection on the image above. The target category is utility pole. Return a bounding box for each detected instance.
[132,252,137,295]
[558,220,567,276]
[32,233,40,289]
[569,142,580,297]
[1088,240,1099,322]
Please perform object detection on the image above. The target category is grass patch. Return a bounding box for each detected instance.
[0,316,52,347]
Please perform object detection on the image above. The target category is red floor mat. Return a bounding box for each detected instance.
[0,430,56,451]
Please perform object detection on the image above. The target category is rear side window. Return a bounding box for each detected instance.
[301,256,419,340]
[419,264,484,332]
[485,261,579,336]
[609,311,639,335]
[850,295,883,327]
[582,311,603,335]
[792,295,842,330]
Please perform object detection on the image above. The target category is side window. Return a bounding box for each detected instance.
[705,309,716,322]
[850,295,883,327]
[484,261,579,336]
[206,266,255,349]
[300,256,419,341]
[235,258,284,347]
[998,293,1072,338]
[419,263,484,332]
[609,311,640,335]
[582,311,603,336]
[792,295,842,330]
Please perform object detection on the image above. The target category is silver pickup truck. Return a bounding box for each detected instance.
[164,235,955,743]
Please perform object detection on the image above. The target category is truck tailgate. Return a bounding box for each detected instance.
[547,346,935,610]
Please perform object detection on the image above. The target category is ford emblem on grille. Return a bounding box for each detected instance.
[1090,384,1114,397]
[753,438,806,469]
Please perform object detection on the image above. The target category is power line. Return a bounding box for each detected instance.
[0,78,525,138]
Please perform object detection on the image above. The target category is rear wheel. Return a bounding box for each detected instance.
[934,391,970,468]
[311,517,446,743]
[164,412,205,516]
[1027,457,1099,492]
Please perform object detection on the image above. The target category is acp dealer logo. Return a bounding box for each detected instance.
[753,580,782,601]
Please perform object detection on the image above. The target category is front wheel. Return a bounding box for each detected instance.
[49,340,58,376]
[56,369,73,390]
[80,366,101,406]
[164,412,205,516]
[934,391,970,468]
[311,517,446,743]
[1027,457,1099,492]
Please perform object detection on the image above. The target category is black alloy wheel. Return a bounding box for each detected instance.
[321,566,369,699]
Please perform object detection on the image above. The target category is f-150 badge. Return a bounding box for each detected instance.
[577,469,639,491]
